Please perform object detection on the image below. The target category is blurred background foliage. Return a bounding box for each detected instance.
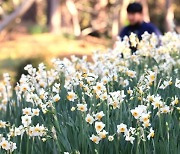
[0,0,179,82]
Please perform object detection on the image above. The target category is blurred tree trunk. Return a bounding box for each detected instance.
[112,0,120,40]
[0,0,35,32]
[119,0,129,28]
[22,1,37,22]
[139,0,150,22]
[112,0,129,40]
[35,0,46,25]
[49,0,61,33]
[46,0,51,25]
[165,0,174,31]
[92,0,108,34]
[61,3,73,33]
[66,0,81,36]
[81,0,108,37]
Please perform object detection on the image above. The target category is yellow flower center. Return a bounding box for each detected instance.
[155,102,160,107]
[87,118,91,122]
[35,127,40,132]
[120,128,125,132]
[97,86,101,91]
[22,87,27,91]
[92,138,97,143]
[133,112,138,117]
[143,117,148,122]
[97,125,102,130]
[175,99,179,104]
[80,106,84,111]
[144,122,149,127]
[113,102,118,108]
[151,132,154,138]
[55,97,59,102]
[2,143,7,148]
[150,75,155,81]
[169,81,172,85]
[100,134,106,138]
[25,111,29,115]
[67,95,73,100]
[97,115,102,120]
[40,94,44,99]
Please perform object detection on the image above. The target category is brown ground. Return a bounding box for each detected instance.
[0,32,111,80]
[0,33,110,60]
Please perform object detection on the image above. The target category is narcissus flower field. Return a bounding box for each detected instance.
[0,32,180,154]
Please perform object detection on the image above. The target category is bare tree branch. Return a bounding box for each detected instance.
[0,0,35,32]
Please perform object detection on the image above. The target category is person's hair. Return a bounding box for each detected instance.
[127,2,143,13]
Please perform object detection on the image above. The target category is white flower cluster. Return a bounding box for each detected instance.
[0,32,179,152]
[0,137,17,152]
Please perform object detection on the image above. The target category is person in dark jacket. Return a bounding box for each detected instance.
[119,2,161,40]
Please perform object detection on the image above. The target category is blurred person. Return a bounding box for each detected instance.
[119,2,161,40]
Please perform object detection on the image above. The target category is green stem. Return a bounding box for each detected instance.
[31,137,34,153]
[49,107,62,152]
[53,114,62,153]
[159,114,164,141]
[19,134,23,154]
[152,140,156,154]
[26,136,29,154]
[143,140,146,154]
[136,133,140,154]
